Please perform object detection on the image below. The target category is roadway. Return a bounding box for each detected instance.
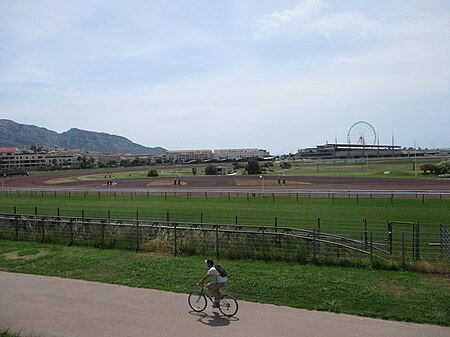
[1,272,449,337]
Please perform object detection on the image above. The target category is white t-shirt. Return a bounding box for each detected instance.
[207,266,228,283]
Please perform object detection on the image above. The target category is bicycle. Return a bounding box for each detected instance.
[188,283,239,317]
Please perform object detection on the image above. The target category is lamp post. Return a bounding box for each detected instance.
[259,175,264,192]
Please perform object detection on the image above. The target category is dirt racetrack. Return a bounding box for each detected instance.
[3,171,450,192]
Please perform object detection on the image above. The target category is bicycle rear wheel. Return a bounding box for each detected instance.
[188,292,207,312]
[218,295,238,317]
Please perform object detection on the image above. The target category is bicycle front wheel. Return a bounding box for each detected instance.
[188,292,207,312]
[219,295,238,317]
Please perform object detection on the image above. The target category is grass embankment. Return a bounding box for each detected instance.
[0,240,449,326]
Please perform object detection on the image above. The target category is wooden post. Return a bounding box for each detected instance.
[215,225,220,260]
[136,221,140,252]
[401,231,405,268]
[101,220,105,248]
[173,223,177,256]
[312,229,316,263]
[15,216,19,241]
[69,220,73,246]
[370,231,373,266]
[41,218,45,243]
[415,222,420,260]
[387,222,393,254]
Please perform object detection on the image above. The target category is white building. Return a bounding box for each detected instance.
[213,148,270,161]
[163,150,213,163]
[0,147,79,170]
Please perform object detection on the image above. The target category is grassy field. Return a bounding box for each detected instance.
[24,156,449,179]
[0,240,449,326]
[1,193,449,263]
[1,192,449,237]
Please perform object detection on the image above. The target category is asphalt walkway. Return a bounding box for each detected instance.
[0,272,448,337]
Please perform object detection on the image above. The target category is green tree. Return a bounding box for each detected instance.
[147,169,159,177]
[204,165,217,175]
[246,160,261,174]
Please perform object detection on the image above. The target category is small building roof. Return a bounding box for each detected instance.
[0,147,17,153]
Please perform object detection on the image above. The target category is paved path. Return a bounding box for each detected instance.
[1,272,448,337]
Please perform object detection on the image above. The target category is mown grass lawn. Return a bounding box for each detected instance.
[1,193,449,260]
[0,240,449,326]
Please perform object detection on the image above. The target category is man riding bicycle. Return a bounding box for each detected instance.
[197,259,228,308]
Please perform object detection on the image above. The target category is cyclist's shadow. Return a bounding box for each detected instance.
[189,310,239,327]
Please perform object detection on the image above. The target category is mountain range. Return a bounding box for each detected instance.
[0,119,165,155]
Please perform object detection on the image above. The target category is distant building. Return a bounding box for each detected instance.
[296,143,402,160]
[213,148,270,161]
[0,147,79,170]
[296,143,450,160]
[163,150,213,163]
[162,148,271,163]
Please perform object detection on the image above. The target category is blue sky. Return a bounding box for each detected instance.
[1,0,449,154]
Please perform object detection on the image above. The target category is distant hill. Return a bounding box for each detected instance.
[0,119,165,155]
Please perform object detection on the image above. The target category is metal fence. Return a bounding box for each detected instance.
[0,213,448,268]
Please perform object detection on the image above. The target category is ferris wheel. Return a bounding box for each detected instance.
[347,121,377,145]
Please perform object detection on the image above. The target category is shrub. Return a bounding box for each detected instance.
[147,169,159,177]
[204,165,217,175]
[420,163,437,174]
[246,160,261,174]
[436,160,450,174]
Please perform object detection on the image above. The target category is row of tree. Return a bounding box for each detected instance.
[420,160,450,176]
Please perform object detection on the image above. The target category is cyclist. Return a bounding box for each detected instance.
[197,259,228,308]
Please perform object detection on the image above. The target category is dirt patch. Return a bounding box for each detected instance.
[425,274,450,290]
[379,280,408,297]
[45,176,80,184]
[3,249,48,260]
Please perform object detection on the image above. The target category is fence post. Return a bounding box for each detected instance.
[200,213,203,224]
[387,221,393,254]
[14,206,16,215]
[101,220,105,248]
[173,223,177,256]
[235,216,238,225]
[215,225,220,260]
[69,219,74,246]
[166,212,169,222]
[15,216,19,241]
[41,218,45,243]
[136,221,140,252]
[312,229,317,263]
[401,231,405,268]
[262,226,266,258]
[57,207,60,217]
[363,217,368,249]
[415,222,420,260]
[370,231,373,266]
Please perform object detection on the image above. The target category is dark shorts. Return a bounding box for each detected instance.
[207,281,227,292]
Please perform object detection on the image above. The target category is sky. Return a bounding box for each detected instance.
[1,0,449,154]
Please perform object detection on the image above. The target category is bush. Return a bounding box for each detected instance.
[204,165,217,175]
[246,160,261,174]
[420,163,437,174]
[147,169,159,177]
[436,160,450,174]
[280,161,292,169]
